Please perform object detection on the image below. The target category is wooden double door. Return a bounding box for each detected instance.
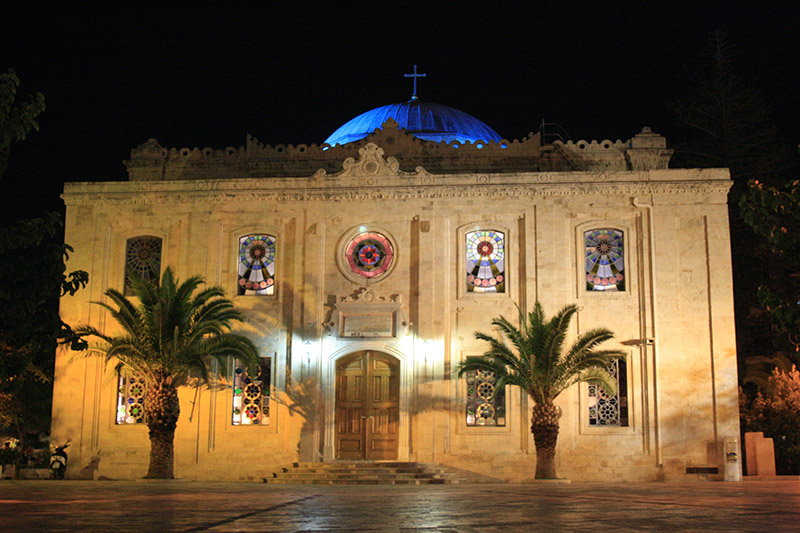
[335,351,399,460]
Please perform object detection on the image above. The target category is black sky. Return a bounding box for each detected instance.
[2,3,799,220]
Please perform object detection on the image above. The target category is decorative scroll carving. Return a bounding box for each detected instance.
[338,144,400,177]
[313,142,432,182]
[338,288,400,304]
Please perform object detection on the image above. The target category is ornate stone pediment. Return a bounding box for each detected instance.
[311,141,432,181]
[325,288,409,339]
[338,143,400,177]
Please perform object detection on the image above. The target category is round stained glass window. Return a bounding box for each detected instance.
[345,231,395,279]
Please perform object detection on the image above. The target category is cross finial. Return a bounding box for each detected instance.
[404,65,426,100]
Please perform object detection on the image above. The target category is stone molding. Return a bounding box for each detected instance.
[63,178,732,206]
[325,288,409,339]
[336,288,401,304]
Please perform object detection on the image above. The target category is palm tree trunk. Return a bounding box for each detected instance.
[144,378,180,479]
[146,425,175,479]
[531,402,561,479]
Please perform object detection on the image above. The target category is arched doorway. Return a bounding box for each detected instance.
[335,351,399,460]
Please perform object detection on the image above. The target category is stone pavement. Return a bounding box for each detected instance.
[1,479,798,531]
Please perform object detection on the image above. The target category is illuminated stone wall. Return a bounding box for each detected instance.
[52,135,739,482]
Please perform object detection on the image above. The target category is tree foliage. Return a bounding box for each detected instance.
[740,179,800,352]
[457,302,623,479]
[0,69,45,181]
[76,266,259,478]
[671,31,795,194]
[0,212,88,441]
[740,366,800,475]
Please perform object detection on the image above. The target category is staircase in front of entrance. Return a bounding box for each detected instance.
[266,462,467,485]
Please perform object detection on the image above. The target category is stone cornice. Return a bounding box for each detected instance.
[62,178,731,206]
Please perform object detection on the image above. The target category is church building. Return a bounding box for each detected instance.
[52,82,740,482]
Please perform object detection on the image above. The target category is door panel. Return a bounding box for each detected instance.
[335,351,399,460]
[335,356,365,459]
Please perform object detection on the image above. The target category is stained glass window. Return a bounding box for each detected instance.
[116,372,146,424]
[465,363,506,426]
[232,358,271,425]
[124,236,162,295]
[585,229,624,291]
[238,234,276,295]
[588,358,629,427]
[466,230,505,293]
[345,231,394,279]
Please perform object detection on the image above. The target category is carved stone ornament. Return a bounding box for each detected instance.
[325,288,409,339]
[341,143,400,176]
[311,142,432,182]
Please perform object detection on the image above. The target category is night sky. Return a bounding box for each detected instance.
[3,3,799,220]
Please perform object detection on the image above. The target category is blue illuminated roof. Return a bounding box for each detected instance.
[323,99,503,146]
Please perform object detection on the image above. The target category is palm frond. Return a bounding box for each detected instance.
[471,300,621,407]
[473,330,529,379]
[561,366,618,396]
[565,327,616,360]
[456,356,507,377]
[491,314,526,358]
[540,305,577,373]
[74,265,259,389]
[558,328,622,381]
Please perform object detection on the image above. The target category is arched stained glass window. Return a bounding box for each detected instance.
[466,230,505,293]
[345,231,394,279]
[588,358,628,427]
[116,371,146,424]
[125,236,162,295]
[238,234,276,295]
[585,229,624,291]
[465,362,506,426]
[232,358,271,425]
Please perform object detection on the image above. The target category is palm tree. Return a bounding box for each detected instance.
[76,267,259,479]
[457,301,624,479]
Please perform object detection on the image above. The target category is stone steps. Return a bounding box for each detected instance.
[267,462,462,485]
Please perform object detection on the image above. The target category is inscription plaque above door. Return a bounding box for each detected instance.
[326,288,409,339]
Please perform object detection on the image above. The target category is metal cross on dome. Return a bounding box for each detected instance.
[404,65,426,100]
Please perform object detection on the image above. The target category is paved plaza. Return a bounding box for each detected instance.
[1,479,799,531]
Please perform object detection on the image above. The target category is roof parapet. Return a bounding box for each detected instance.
[123,125,672,181]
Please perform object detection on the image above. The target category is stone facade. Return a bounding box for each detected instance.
[52,123,740,482]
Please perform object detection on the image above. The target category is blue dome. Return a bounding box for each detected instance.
[324,99,503,146]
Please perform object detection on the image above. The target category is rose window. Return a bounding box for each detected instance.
[345,232,394,279]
